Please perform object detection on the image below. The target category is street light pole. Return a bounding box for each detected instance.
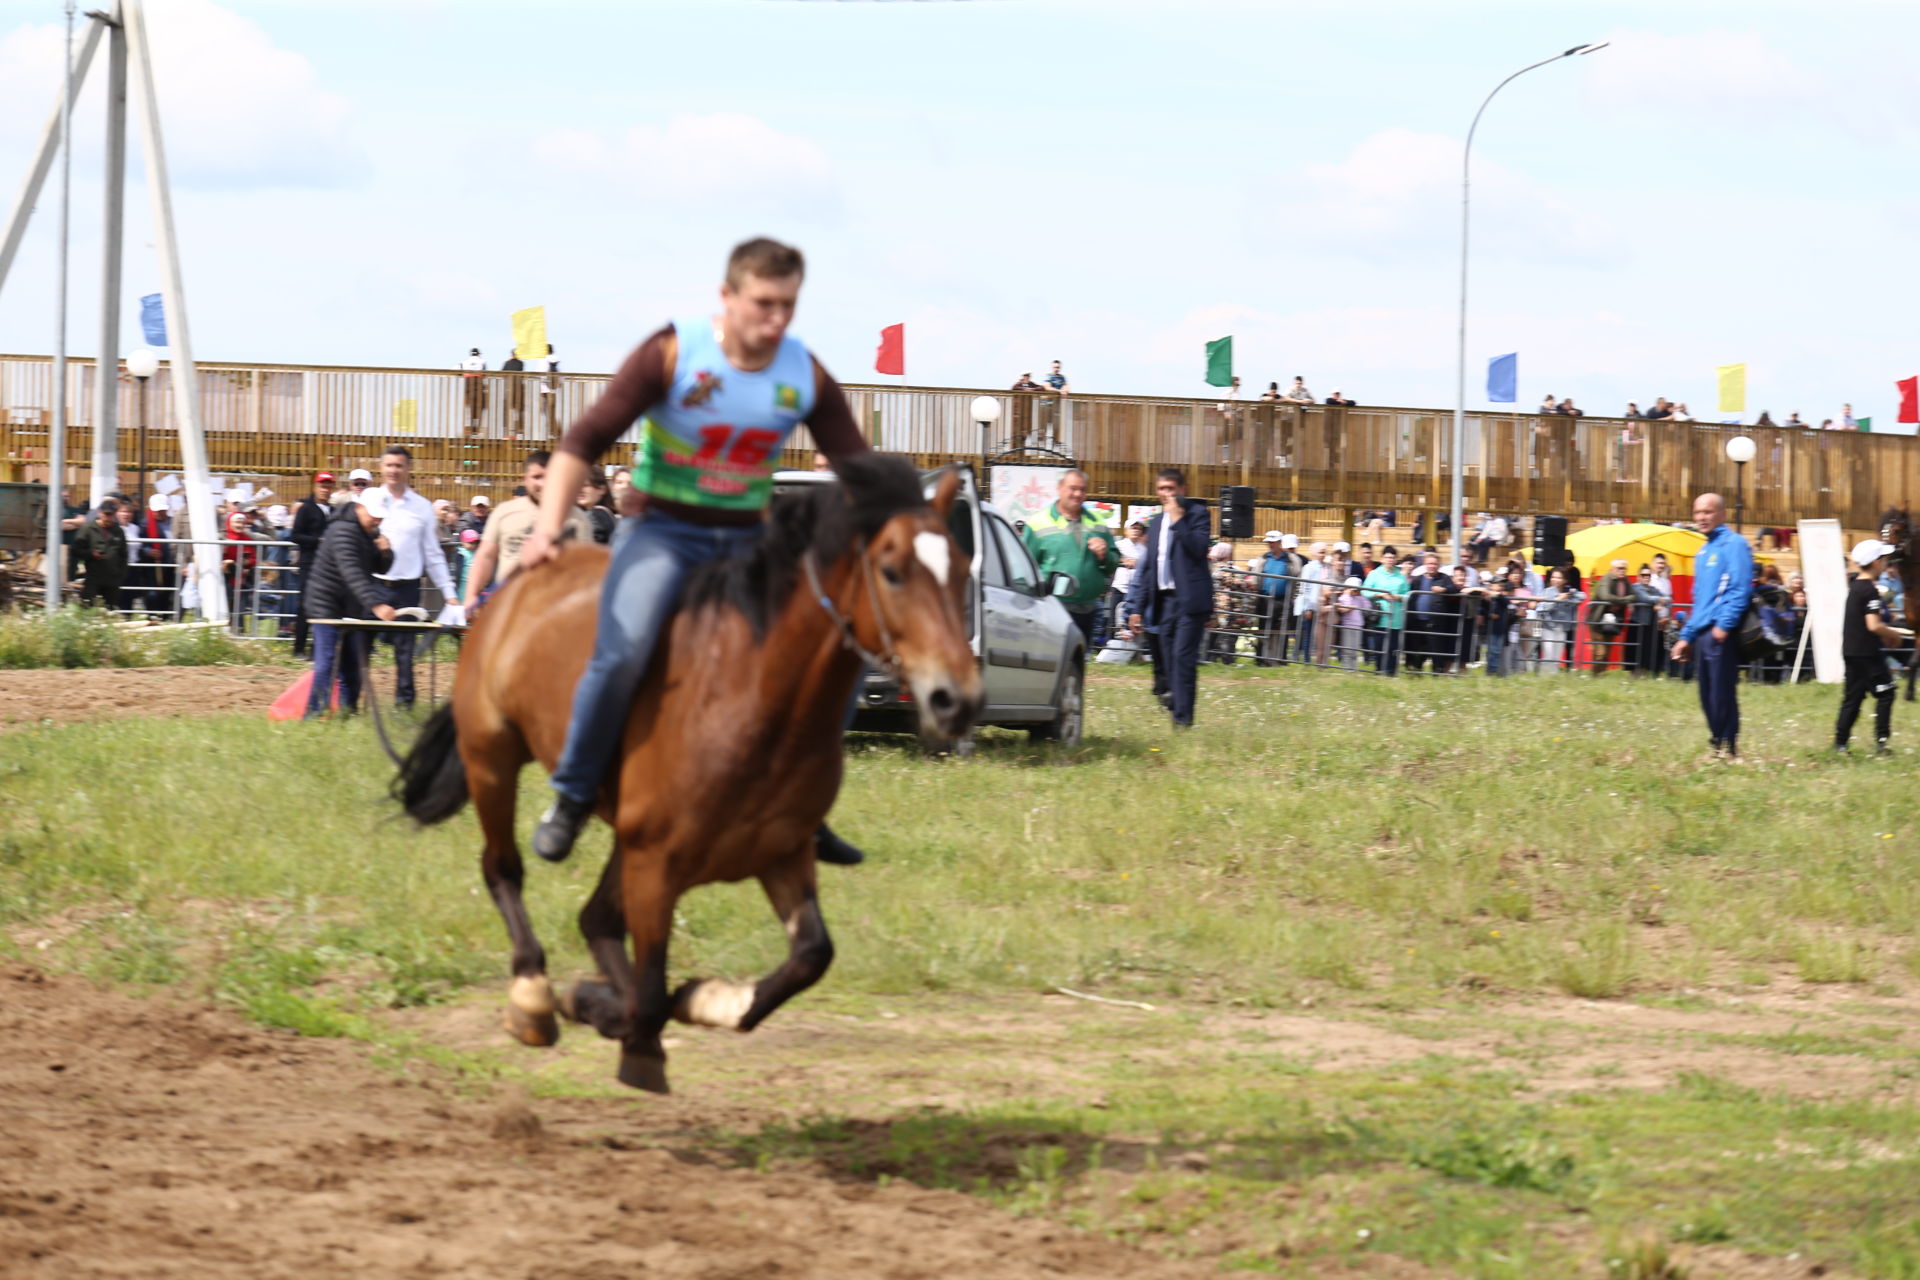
[971,395,1001,495]
[127,347,159,510]
[1451,42,1608,567]
[1725,434,1755,533]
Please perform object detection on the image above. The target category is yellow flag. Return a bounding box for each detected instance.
[511,306,548,362]
[393,398,418,434]
[1716,363,1746,414]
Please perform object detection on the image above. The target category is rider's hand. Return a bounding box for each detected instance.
[374,603,397,621]
[518,529,559,572]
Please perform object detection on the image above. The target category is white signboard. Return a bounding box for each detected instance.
[1796,518,1847,684]
[989,465,1071,528]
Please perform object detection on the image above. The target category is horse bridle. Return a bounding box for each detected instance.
[803,545,903,679]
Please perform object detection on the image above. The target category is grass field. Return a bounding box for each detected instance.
[4,664,1919,1277]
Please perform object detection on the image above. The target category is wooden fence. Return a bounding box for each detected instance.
[1,353,1911,527]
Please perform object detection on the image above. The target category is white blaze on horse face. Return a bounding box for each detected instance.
[683,979,757,1030]
[913,531,951,587]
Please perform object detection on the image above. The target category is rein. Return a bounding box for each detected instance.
[802,546,901,678]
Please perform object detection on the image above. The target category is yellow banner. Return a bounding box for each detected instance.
[511,306,548,362]
[393,398,418,434]
[1716,363,1746,414]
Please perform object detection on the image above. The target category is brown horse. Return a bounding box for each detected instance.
[1880,507,1920,700]
[393,455,981,1091]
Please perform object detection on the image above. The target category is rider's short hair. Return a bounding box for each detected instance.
[524,450,552,470]
[726,237,805,288]
[382,443,413,462]
[1155,467,1186,488]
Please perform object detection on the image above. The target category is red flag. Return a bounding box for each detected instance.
[875,323,904,376]
[1899,375,1919,425]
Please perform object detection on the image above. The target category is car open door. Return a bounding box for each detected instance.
[925,465,985,660]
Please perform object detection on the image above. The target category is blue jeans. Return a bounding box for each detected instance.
[305,622,365,717]
[1483,629,1507,676]
[550,510,762,806]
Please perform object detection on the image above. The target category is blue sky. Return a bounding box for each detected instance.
[1,0,1917,431]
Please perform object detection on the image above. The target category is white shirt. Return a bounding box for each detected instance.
[1111,535,1148,594]
[460,355,484,373]
[1483,516,1508,544]
[374,486,456,596]
[1157,513,1173,590]
[1294,559,1328,615]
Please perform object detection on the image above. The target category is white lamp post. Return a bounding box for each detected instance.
[126,347,159,509]
[970,395,1001,485]
[1724,434,1756,532]
[1451,41,1608,567]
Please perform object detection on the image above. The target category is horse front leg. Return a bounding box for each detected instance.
[672,847,833,1034]
[602,843,675,1093]
[559,844,641,1040]
[468,743,558,1048]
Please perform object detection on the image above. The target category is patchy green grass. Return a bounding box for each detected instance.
[0,607,290,668]
[4,663,1920,1276]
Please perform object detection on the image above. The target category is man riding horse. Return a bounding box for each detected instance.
[519,238,875,864]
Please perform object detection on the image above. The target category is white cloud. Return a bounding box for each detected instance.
[1262,129,1619,268]
[534,114,838,217]
[0,0,364,189]
[1584,28,1812,123]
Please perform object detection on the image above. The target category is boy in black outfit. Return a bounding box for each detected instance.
[1835,538,1906,755]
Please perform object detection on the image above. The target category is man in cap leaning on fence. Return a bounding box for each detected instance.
[1835,538,1906,756]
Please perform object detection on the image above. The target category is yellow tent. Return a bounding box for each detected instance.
[1520,523,1705,579]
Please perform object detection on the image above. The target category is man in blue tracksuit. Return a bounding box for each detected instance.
[1671,492,1754,759]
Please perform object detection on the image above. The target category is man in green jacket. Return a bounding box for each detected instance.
[1022,468,1120,643]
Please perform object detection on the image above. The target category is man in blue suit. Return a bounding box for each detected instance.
[1123,468,1215,728]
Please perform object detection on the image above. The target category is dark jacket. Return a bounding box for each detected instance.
[71,521,128,580]
[290,496,331,564]
[1122,497,1214,628]
[304,507,393,621]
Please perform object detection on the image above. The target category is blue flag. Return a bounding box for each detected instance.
[1486,352,1517,404]
[140,293,167,347]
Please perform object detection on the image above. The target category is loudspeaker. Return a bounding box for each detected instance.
[1534,514,1569,568]
[1218,485,1255,539]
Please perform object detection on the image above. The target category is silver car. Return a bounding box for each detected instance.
[772,466,1086,750]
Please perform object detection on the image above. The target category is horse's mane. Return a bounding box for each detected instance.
[681,453,931,638]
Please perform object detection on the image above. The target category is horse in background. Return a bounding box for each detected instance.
[395,456,981,1091]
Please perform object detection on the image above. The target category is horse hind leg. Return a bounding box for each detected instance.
[468,737,558,1048]
[672,850,832,1034]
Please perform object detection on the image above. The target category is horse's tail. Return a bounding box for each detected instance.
[392,703,469,825]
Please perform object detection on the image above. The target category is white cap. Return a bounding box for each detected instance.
[1852,538,1896,567]
[357,488,391,517]
[1333,540,1351,552]
[1262,530,1284,542]
[471,494,491,506]
[266,504,291,525]
[1344,576,1362,587]
[1281,533,1300,549]
[347,467,373,482]
[147,493,168,513]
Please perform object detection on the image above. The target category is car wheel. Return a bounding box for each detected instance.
[1030,664,1083,745]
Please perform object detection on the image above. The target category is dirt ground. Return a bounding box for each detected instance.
[0,965,1213,1280]
[0,664,438,729]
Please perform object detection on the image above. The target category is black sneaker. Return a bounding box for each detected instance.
[815,825,865,866]
[1834,743,1851,755]
[1875,741,1893,758]
[532,794,594,863]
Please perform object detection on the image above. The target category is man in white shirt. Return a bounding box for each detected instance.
[460,348,487,434]
[1282,376,1314,404]
[1292,541,1330,664]
[1108,519,1148,640]
[372,444,458,708]
[1470,513,1508,567]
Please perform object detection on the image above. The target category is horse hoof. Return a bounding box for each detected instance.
[504,1002,561,1048]
[617,1050,670,1094]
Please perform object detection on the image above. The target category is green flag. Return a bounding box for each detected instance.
[1205,336,1233,388]
[1857,416,1873,432]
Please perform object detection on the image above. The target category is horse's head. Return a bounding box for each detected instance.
[839,462,982,740]
[1881,507,1912,560]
